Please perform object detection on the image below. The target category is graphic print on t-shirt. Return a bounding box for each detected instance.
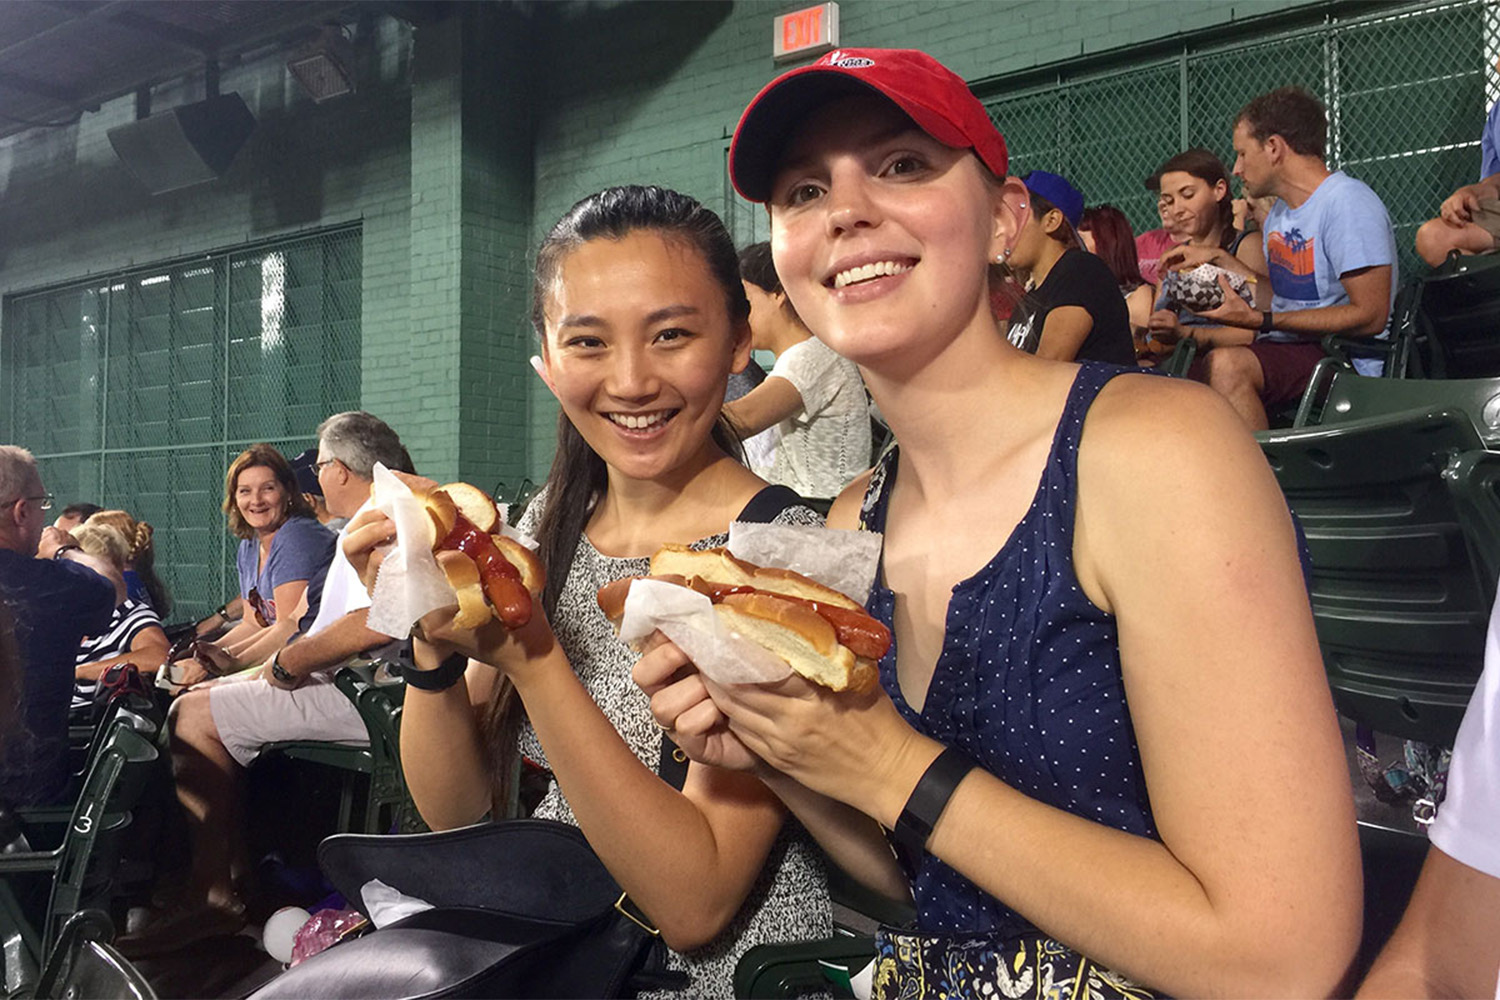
[1006,295,1041,354]
[1267,228,1317,301]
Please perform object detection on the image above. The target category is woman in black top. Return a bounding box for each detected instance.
[1004,171,1136,366]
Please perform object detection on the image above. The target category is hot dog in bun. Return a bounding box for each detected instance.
[596,544,887,692]
[400,474,544,630]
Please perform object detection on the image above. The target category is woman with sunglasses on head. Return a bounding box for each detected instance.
[341,186,831,996]
[70,522,169,683]
[637,50,1359,998]
[173,444,335,687]
[1143,148,1270,351]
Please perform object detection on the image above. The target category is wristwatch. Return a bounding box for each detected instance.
[52,544,81,561]
[268,651,297,687]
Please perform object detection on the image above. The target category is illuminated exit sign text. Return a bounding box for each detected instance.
[773,3,839,61]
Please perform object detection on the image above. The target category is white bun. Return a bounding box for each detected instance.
[650,544,858,610]
[441,482,499,533]
[717,592,877,692]
[436,549,492,630]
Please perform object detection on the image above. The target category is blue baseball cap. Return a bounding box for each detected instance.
[1022,170,1084,229]
[291,447,322,497]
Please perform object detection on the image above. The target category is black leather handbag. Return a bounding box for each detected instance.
[248,818,686,999]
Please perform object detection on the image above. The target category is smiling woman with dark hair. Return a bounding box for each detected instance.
[171,443,334,687]
[341,185,833,997]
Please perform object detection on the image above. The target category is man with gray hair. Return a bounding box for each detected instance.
[0,445,115,806]
[123,413,412,954]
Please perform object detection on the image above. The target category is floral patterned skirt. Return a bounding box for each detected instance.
[871,930,1159,1000]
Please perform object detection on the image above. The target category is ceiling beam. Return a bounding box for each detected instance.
[0,71,77,103]
[0,0,134,65]
[109,10,216,54]
[0,1,358,142]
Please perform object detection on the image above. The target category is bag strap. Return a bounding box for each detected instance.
[657,737,688,791]
[652,485,806,792]
[737,484,807,524]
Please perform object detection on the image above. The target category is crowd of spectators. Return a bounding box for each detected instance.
[4,53,1500,1000]
[0,413,419,961]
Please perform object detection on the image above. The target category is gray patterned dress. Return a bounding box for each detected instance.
[516,489,833,997]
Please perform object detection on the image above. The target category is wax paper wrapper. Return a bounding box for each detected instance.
[360,878,433,929]
[616,522,883,686]
[727,521,882,604]
[364,463,537,638]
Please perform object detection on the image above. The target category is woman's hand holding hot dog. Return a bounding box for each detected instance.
[632,637,763,774]
[340,506,557,675]
[636,635,941,829]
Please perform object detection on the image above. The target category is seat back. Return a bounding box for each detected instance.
[34,909,157,1000]
[1260,408,1500,744]
[0,720,158,992]
[45,722,158,952]
[1413,254,1500,378]
[1311,370,1500,445]
[336,663,424,833]
[318,820,620,920]
[42,939,157,1000]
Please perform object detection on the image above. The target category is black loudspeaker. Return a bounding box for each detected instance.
[107,93,256,195]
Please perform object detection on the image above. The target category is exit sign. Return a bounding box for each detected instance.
[773,3,839,61]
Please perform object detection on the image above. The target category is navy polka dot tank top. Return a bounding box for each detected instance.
[859,362,1158,939]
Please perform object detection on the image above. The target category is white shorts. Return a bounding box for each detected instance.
[208,672,368,768]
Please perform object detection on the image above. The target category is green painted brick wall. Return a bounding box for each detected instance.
[0,0,1412,498]
[456,4,538,497]
[366,6,537,489]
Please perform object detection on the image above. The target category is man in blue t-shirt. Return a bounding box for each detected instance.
[1172,87,1396,430]
[0,446,116,806]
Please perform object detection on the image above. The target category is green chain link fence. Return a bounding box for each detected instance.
[724,0,1497,283]
[985,0,1499,282]
[1,225,361,621]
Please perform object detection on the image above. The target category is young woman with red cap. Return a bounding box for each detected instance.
[637,49,1360,997]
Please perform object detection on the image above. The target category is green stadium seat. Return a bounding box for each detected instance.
[1408,253,1500,379]
[33,909,157,1000]
[1293,367,1500,446]
[259,662,423,835]
[0,719,159,994]
[1259,407,1500,745]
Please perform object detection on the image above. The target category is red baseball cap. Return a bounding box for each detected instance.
[730,48,1008,204]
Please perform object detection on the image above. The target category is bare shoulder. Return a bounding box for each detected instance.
[1074,370,1295,576]
[826,469,874,530]
[1081,371,1267,483]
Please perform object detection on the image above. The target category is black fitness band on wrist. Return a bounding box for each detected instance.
[889,747,976,877]
[1259,309,1275,334]
[401,651,468,692]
